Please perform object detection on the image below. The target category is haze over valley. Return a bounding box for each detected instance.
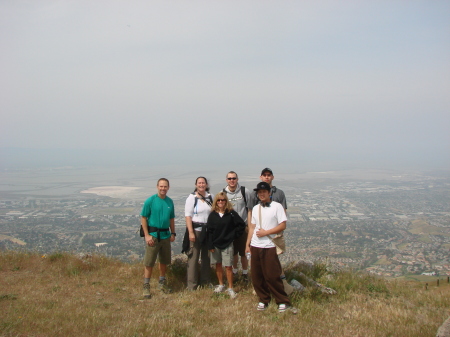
[1,166,449,280]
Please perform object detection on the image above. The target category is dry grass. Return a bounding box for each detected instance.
[1,251,449,337]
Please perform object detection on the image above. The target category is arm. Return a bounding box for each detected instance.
[256,221,286,238]
[244,188,251,226]
[279,190,287,210]
[206,213,215,251]
[185,216,195,242]
[247,192,257,226]
[185,195,196,242]
[141,216,155,246]
[245,221,255,254]
[233,211,246,238]
[169,218,175,242]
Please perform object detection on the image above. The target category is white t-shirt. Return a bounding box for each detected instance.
[250,201,287,248]
[185,193,213,231]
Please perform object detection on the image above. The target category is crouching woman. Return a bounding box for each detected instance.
[207,192,245,299]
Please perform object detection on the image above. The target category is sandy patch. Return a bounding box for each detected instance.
[80,186,141,198]
[0,235,26,245]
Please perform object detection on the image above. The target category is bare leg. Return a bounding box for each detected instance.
[215,262,224,285]
[241,255,248,271]
[226,266,233,289]
[144,266,153,278]
[233,254,239,270]
[159,263,167,278]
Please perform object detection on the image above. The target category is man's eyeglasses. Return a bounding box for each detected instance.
[217,199,226,202]
[227,177,237,180]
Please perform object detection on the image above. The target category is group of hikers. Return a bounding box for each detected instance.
[140,168,297,313]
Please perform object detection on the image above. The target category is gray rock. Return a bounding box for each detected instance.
[437,316,450,337]
[290,279,305,292]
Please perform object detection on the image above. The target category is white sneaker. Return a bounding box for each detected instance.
[226,288,237,299]
[278,304,298,314]
[257,302,267,311]
[214,284,225,293]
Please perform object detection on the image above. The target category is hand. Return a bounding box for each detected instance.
[170,235,175,243]
[256,229,267,238]
[209,249,215,253]
[245,245,250,254]
[189,233,196,242]
[146,235,155,246]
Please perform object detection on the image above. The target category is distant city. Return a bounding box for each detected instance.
[1,167,449,278]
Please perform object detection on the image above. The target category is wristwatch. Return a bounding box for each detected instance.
[171,233,176,237]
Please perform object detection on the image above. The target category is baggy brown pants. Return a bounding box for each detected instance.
[250,246,290,306]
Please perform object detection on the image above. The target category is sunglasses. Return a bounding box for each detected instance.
[217,199,226,202]
[227,177,237,180]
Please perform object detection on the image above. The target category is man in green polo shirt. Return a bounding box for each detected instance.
[141,178,176,298]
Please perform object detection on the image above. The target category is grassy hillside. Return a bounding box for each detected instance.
[1,251,449,337]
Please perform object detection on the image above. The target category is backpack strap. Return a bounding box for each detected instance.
[241,186,247,207]
[192,192,198,209]
[193,192,212,208]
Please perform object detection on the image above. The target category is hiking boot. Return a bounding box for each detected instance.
[278,304,298,314]
[142,283,151,299]
[257,302,268,311]
[214,284,225,293]
[158,279,172,294]
[226,288,237,299]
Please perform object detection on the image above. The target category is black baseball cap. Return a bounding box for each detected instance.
[261,168,273,175]
[254,182,271,192]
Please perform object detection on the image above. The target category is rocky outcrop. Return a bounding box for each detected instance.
[437,317,450,337]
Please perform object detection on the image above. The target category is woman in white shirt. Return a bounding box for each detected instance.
[184,177,213,290]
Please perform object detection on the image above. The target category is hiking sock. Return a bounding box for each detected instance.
[159,276,166,283]
[232,268,238,274]
[242,270,248,275]
[280,274,286,280]
[144,278,150,284]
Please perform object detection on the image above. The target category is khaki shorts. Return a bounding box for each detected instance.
[143,237,171,267]
[210,243,234,267]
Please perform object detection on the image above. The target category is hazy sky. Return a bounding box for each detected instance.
[1,1,449,169]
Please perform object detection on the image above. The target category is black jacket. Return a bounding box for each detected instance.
[206,210,245,250]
